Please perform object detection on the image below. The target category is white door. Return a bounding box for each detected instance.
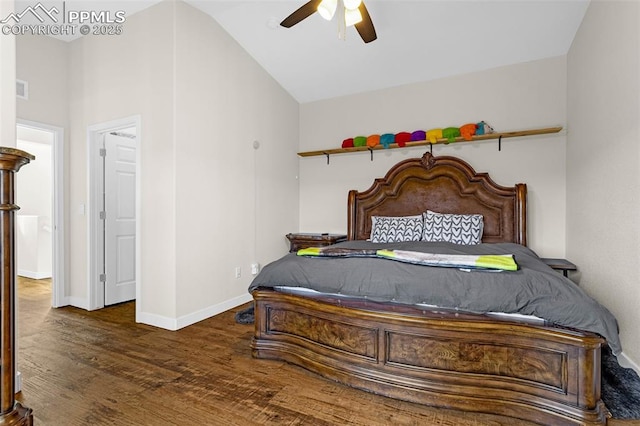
[103,131,136,305]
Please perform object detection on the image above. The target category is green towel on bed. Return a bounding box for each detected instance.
[376,249,518,271]
[297,247,518,271]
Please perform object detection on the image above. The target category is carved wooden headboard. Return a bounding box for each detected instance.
[347,152,527,245]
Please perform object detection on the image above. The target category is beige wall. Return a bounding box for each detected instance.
[567,0,640,367]
[16,34,70,296]
[67,0,177,318]
[16,36,68,126]
[0,0,16,149]
[299,57,567,257]
[15,0,299,328]
[173,2,299,320]
[17,1,183,318]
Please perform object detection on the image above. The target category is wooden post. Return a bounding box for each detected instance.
[0,147,34,425]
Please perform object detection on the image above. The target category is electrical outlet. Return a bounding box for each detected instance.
[234,267,241,279]
[251,263,260,275]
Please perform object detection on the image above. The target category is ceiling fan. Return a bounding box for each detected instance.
[280,0,377,43]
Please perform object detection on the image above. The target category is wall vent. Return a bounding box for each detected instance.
[16,80,28,100]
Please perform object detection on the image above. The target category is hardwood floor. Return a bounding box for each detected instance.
[14,277,638,425]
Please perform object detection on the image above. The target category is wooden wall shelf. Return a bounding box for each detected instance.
[297,126,563,158]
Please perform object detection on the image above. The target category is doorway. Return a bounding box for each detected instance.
[87,116,141,310]
[15,119,65,308]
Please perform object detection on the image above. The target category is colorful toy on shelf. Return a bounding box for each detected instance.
[476,121,495,136]
[442,127,461,143]
[353,136,367,147]
[426,128,443,143]
[366,134,380,147]
[340,121,495,150]
[380,133,395,148]
[460,123,477,141]
[411,130,426,141]
[395,132,411,147]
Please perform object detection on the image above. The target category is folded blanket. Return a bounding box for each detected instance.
[297,246,518,271]
[377,249,518,271]
[298,247,377,257]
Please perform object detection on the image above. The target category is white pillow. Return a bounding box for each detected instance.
[370,215,424,243]
[422,210,484,245]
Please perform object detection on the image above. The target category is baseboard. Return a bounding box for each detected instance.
[52,296,70,309]
[15,371,21,393]
[18,270,52,280]
[137,311,179,331]
[67,296,89,310]
[618,351,640,375]
[137,292,253,331]
[176,292,253,329]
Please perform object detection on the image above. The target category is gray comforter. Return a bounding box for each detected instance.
[249,240,622,355]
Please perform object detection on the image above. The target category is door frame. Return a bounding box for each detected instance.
[16,119,65,308]
[87,115,141,311]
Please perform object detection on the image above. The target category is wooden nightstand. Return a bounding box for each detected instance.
[541,258,577,277]
[286,233,348,253]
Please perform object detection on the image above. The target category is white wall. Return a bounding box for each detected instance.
[299,57,567,257]
[19,2,176,315]
[16,138,52,218]
[16,34,69,294]
[17,2,180,318]
[567,0,640,368]
[16,215,52,279]
[67,0,178,318]
[16,138,53,279]
[0,0,16,150]
[173,1,299,321]
[15,0,299,328]
[16,35,68,126]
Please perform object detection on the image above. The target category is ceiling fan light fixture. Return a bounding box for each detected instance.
[317,0,338,20]
[343,0,362,10]
[345,8,362,27]
[280,0,376,43]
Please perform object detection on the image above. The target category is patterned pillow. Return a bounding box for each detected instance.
[422,210,484,245]
[370,215,424,243]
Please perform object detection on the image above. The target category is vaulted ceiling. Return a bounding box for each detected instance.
[15,0,590,103]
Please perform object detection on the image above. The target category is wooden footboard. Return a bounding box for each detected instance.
[251,289,608,426]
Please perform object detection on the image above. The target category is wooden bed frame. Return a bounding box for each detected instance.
[251,152,608,425]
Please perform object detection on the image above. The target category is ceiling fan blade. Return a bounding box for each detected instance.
[280,0,323,28]
[355,2,377,43]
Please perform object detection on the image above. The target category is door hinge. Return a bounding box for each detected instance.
[99,274,106,283]
[100,148,106,157]
[99,211,106,220]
